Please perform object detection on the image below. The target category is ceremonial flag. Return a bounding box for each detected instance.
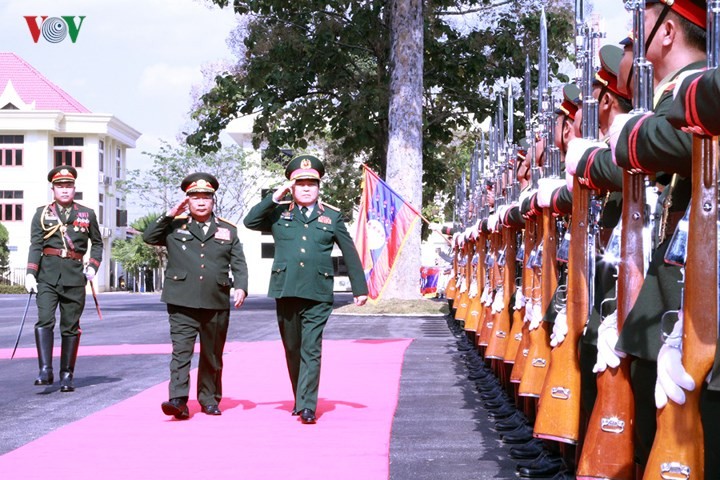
[355,165,421,300]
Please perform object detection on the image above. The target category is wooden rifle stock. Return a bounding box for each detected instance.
[577,172,640,479]
[454,243,472,321]
[642,137,718,480]
[504,231,525,365]
[534,179,587,444]
[465,236,483,332]
[486,226,518,359]
[477,230,497,346]
[511,218,537,383]
[446,245,459,302]
[519,210,554,397]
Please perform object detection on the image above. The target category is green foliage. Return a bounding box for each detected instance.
[0,284,26,294]
[0,223,9,278]
[111,213,164,277]
[188,0,574,218]
[118,141,281,224]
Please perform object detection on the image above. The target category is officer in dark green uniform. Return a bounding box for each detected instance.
[143,173,249,419]
[26,166,103,392]
[244,154,368,424]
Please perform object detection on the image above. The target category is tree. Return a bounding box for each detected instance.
[118,141,282,225]
[111,215,164,291]
[188,0,574,216]
[0,223,9,282]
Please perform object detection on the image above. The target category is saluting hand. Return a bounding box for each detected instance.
[272,181,295,203]
[166,197,190,217]
[354,295,368,306]
[234,288,247,308]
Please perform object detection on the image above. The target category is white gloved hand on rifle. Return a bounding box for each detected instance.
[550,307,568,347]
[491,287,505,314]
[537,178,565,208]
[25,274,38,293]
[528,301,543,331]
[593,310,626,373]
[514,286,526,310]
[655,314,696,409]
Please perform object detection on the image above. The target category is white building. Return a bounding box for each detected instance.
[0,53,141,292]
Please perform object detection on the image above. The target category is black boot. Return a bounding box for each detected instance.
[59,334,80,392]
[34,327,54,385]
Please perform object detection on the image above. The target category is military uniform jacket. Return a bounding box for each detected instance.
[143,214,248,310]
[613,63,702,361]
[27,202,102,287]
[243,194,368,302]
[667,67,719,135]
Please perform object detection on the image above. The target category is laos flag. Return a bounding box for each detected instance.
[355,165,420,300]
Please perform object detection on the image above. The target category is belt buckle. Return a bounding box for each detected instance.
[60,249,68,258]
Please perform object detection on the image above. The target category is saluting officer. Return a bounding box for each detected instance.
[244,154,368,424]
[143,173,248,419]
[26,166,103,392]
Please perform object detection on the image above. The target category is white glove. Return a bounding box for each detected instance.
[487,213,500,232]
[491,287,505,313]
[519,187,537,207]
[528,301,543,331]
[85,266,96,282]
[484,289,494,307]
[25,274,38,293]
[537,178,565,208]
[468,278,478,298]
[550,307,568,347]
[514,286,526,310]
[566,138,605,176]
[480,284,490,304]
[655,315,696,409]
[608,113,637,161]
[593,310,627,373]
[565,169,574,192]
[458,276,467,293]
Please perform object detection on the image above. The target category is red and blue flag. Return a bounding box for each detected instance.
[355,165,420,300]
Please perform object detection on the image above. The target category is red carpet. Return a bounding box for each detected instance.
[0,339,412,480]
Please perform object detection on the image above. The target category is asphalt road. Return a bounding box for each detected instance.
[0,292,519,479]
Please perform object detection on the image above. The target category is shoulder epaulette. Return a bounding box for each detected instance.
[216,217,237,227]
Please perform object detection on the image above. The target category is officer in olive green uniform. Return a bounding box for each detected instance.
[26,166,103,392]
[143,173,249,419]
[244,154,368,424]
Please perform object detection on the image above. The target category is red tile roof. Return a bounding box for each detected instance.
[0,52,90,113]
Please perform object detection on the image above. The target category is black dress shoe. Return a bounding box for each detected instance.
[487,403,517,419]
[201,404,222,415]
[300,408,316,424]
[493,413,528,432]
[516,451,563,470]
[509,439,546,460]
[517,459,564,478]
[161,398,189,420]
[501,425,535,445]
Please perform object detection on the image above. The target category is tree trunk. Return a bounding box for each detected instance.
[384,0,423,300]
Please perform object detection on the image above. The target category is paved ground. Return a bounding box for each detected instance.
[0,292,519,479]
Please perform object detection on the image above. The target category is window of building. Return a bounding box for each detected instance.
[0,190,23,199]
[99,139,104,173]
[98,193,104,223]
[0,136,24,167]
[0,203,22,221]
[54,150,82,168]
[53,137,84,147]
[115,148,122,177]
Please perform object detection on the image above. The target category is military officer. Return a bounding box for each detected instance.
[243,154,368,424]
[143,173,248,419]
[25,166,103,392]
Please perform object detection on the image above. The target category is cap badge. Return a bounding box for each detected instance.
[300,159,312,169]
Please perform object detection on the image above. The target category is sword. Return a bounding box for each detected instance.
[11,292,34,360]
[90,281,103,320]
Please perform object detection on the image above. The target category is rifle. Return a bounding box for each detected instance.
[518,8,552,398]
[643,2,720,478]
[577,1,637,476]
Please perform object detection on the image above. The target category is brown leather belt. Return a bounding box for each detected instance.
[42,247,83,261]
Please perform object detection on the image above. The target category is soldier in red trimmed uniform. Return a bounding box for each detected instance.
[25,166,103,392]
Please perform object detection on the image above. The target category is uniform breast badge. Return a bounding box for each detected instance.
[318,215,332,224]
[215,227,231,241]
[281,211,294,220]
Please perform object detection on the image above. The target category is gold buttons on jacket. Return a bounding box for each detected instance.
[300,248,305,253]
[199,276,204,280]
[300,262,305,267]
[302,236,307,241]
[201,264,205,268]
[200,253,205,258]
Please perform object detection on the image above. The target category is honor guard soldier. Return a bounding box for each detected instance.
[143,172,249,419]
[244,154,368,424]
[25,166,103,392]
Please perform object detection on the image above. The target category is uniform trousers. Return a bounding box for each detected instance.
[167,304,229,407]
[275,297,333,412]
[35,282,85,336]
